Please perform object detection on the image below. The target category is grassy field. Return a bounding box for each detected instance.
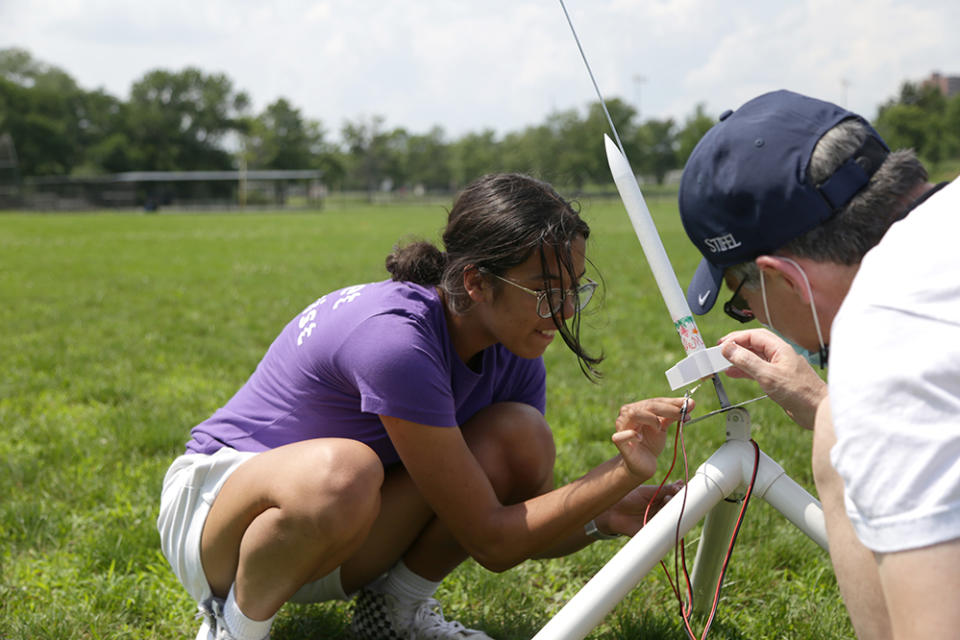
[0,195,852,639]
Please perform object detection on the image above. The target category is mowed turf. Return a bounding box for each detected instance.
[0,197,852,639]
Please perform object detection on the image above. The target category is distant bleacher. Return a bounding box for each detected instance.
[0,133,20,208]
[11,168,325,211]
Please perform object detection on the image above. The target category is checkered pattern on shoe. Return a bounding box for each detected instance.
[349,587,494,640]
[349,588,408,640]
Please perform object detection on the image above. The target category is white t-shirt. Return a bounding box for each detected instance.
[829,177,960,553]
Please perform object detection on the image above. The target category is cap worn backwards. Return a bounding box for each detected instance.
[679,89,889,315]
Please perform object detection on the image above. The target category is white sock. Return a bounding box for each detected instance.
[224,584,275,640]
[379,560,441,609]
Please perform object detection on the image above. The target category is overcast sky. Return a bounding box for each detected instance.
[2,0,957,142]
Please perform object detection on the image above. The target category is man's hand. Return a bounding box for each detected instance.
[611,397,691,480]
[718,328,827,430]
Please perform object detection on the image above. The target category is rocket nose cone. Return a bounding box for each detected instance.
[603,133,621,158]
[604,134,630,176]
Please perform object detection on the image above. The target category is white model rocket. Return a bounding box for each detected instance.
[603,134,731,390]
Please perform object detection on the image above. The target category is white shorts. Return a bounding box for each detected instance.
[157,447,349,604]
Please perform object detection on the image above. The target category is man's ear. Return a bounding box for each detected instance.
[462,266,488,304]
[755,255,812,304]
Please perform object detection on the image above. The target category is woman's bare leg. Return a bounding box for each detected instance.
[341,402,556,591]
[201,438,384,620]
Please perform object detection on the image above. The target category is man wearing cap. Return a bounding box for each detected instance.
[678,89,959,639]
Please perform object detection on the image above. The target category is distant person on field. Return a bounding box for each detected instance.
[678,89,960,639]
[158,172,690,640]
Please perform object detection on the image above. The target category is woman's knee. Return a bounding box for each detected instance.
[462,402,556,502]
[273,439,385,541]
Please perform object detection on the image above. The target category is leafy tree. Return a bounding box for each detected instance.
[499,123,556,180]
[943,94,960,161]
[72,90,131,174]
[402,126,451,191]
[494,98,641,189]
[0,48,86,175]
[448,129,502,188]
[634,118,678,184]
[340,115,410,194]
[377,126,412,190]
[876,81,950,165]
[0,77,75,176]
[549,106,600,188]
[125,67,250,171]
[582,97,643,179]
[0,48,37,85]
[245,98,328,170]
[875,103,937,161]
[536,99,643,188]
[676,103,715,167]
[0,47,77,93]
[6,44,956,191]
[890,81,947,112]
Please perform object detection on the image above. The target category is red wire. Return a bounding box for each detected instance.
[698,439,760,635]
[643,393,762,640]
[643,396,689,613]
[678,438,761,640]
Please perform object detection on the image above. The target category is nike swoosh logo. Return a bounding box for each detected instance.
[698,290,711,307]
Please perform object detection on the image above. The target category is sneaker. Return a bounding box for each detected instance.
[196,598,228,640]
[196,598,269,640]
[196,616,215,640]
[350,587,494,640]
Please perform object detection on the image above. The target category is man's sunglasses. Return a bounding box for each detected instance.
[723,279,755,323]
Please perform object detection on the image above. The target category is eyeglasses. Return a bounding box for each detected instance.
[723,279,755,323]
[483,270,598,319]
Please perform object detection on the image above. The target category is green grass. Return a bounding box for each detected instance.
[930,159,960,184]
[0,197,851,639]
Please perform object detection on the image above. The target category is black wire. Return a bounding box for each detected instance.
[694,439,761,638]
[664,389,762,640]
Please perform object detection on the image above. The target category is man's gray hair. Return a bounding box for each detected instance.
[730,118,928,287]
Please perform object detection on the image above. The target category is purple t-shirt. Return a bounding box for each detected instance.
[185,280,547,466]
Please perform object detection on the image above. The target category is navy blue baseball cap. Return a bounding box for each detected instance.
[679,89,889,315]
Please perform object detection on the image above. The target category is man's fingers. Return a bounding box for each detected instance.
[720,339,770,379]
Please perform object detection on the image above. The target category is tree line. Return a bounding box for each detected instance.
[1,47,957,193]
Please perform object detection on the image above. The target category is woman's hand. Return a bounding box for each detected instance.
[611,397,691,481]
[596,481,684,537]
